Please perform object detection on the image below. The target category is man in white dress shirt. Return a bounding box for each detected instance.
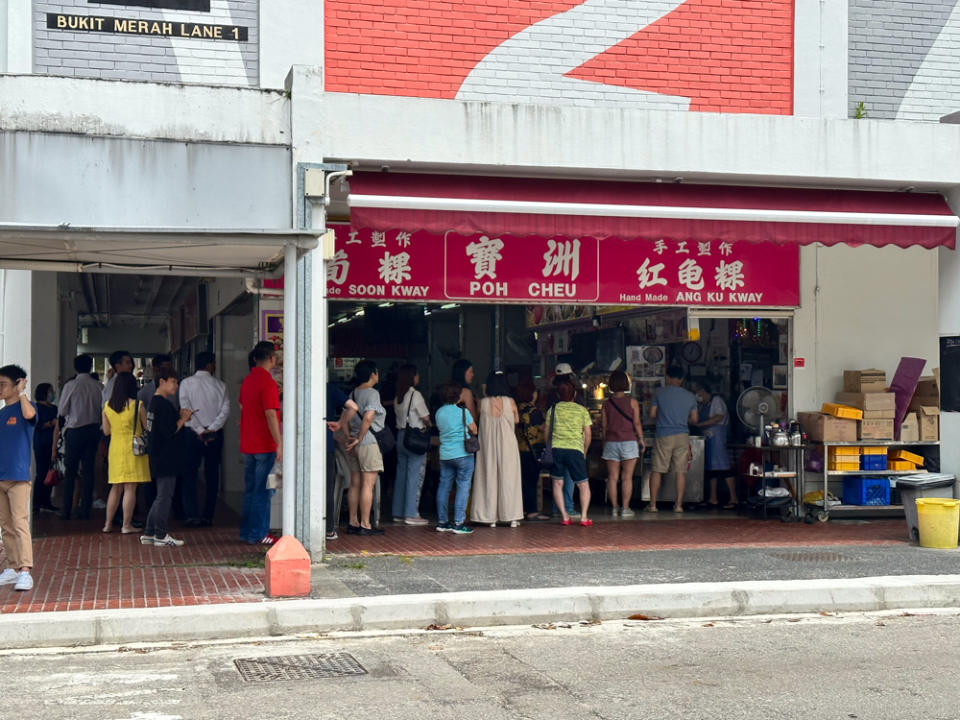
[179,352,230,526]
[58,354,104,520]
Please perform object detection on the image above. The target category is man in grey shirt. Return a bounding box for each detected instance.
[58,354,103,520]
[649,366,698,513]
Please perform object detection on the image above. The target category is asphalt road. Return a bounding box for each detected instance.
[8,610,960,719]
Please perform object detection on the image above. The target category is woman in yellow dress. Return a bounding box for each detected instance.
[102,372,150,533]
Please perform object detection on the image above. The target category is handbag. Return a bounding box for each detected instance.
[353,391,395,455]
[461,406,480,454]
[44,462,62,487]
[538,405,557,472]
[131,398,149,456]
[401,389,431,455]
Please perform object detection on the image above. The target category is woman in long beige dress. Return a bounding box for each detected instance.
[470,372,523,527]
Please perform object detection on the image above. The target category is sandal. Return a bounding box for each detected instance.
[101,526,111,533]
[723,502,738,510]
[579,519,593,527]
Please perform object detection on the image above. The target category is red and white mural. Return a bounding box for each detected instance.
[326,0,794,113]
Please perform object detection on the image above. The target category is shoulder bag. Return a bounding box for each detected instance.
[401,390,431,455]
[353,391,395,456]
[131,398,149,456]
[461,406,480,454]
[538,404,557,472]
[607,396,637,427]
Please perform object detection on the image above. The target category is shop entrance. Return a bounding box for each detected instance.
[326,299,794,542]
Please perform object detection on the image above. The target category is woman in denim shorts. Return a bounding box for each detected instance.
[545,380,594,527]
[600,371,646,517]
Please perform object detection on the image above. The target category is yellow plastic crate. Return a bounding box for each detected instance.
[828,461,861,472]
[862,446,887,455]
[889,449,924,465]
[821,403,864,420]
[829,446,861,457]
[888,459,919,471]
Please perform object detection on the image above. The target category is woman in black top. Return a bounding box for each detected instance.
[32,383,59,514]
[143,368,193,548]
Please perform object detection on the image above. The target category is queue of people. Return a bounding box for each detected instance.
[325,357,742,538]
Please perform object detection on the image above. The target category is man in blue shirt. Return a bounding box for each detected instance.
[0,364,38,591]
[649,366,698,513]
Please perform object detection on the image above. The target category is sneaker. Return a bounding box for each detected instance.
[259,533,280,545]
[326,530,339,541]
[153,534,185,547]
[91,498,106,510]
[0,568,17,586]
[568,511,581,519]
[620,508,636,518]
[610,507,620,517]
[451,523,473,535]
[404,517,429,526]
[436,522,452,532]
[139,534,156,545]
[509,520,519,528]
[14,571,33,592]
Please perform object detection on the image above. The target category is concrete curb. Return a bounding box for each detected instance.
[4,574,960,650]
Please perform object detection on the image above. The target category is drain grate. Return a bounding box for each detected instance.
[234,653,367,682]
[770,551,846,563]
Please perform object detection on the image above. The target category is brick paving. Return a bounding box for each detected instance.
[326,514,906,557]
[0,511,907,614]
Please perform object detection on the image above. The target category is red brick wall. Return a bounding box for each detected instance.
[326,0,794,114]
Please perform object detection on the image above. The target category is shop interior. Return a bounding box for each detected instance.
[329,300,792,515]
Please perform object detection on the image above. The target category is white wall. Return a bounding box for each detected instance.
[0,0,31,73]
[793,0,848,118]
[291,76,960,189]
[0,132,291,228]
[259,0,324,91]
[0,75,289,145]
[792,244,940,415]
[0,269,31,375]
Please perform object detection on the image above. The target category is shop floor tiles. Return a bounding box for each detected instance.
[1,518,267,615]
[326,515,907,557]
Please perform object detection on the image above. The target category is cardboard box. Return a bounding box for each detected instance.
[918,406,939,441]
[798,412,858,443]
[898,412,919,442]
[835,392,896,413]
[843,369,887,394]
[909,375,940,411]
[862,410,896,420]
[858,419,894,441]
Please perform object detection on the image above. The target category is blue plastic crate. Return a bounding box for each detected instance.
[860,455,889,471]
[842,476,891,506]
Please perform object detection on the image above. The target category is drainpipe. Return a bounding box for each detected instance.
[0,269,5,362]
[282,243,297,538]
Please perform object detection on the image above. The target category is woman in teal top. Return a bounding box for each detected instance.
[544,380,594,526]
[434,383,478,534]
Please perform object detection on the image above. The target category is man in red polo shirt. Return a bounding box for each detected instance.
[238,341,282,545]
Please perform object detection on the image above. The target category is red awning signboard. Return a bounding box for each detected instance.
[328,226,800,306]
[348,173,958,250]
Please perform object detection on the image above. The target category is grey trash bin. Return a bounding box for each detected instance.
[895,474,958,541]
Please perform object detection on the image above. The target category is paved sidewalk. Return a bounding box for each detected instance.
[0,511,919,614]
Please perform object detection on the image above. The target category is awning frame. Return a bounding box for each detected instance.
[0,224,320,277]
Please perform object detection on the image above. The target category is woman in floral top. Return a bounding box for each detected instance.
[514,380,548,521]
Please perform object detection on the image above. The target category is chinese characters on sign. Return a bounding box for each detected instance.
[329,227,799,307]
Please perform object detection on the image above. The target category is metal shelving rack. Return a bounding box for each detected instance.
[809,440,940,522]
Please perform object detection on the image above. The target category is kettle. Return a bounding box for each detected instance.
[771,428,790,447]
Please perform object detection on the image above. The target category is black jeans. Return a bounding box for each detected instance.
[145,474,176,539]
[33,443,54,510]
[520,450,541,516]
[181,430,224,522]
[62,424,99,519]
